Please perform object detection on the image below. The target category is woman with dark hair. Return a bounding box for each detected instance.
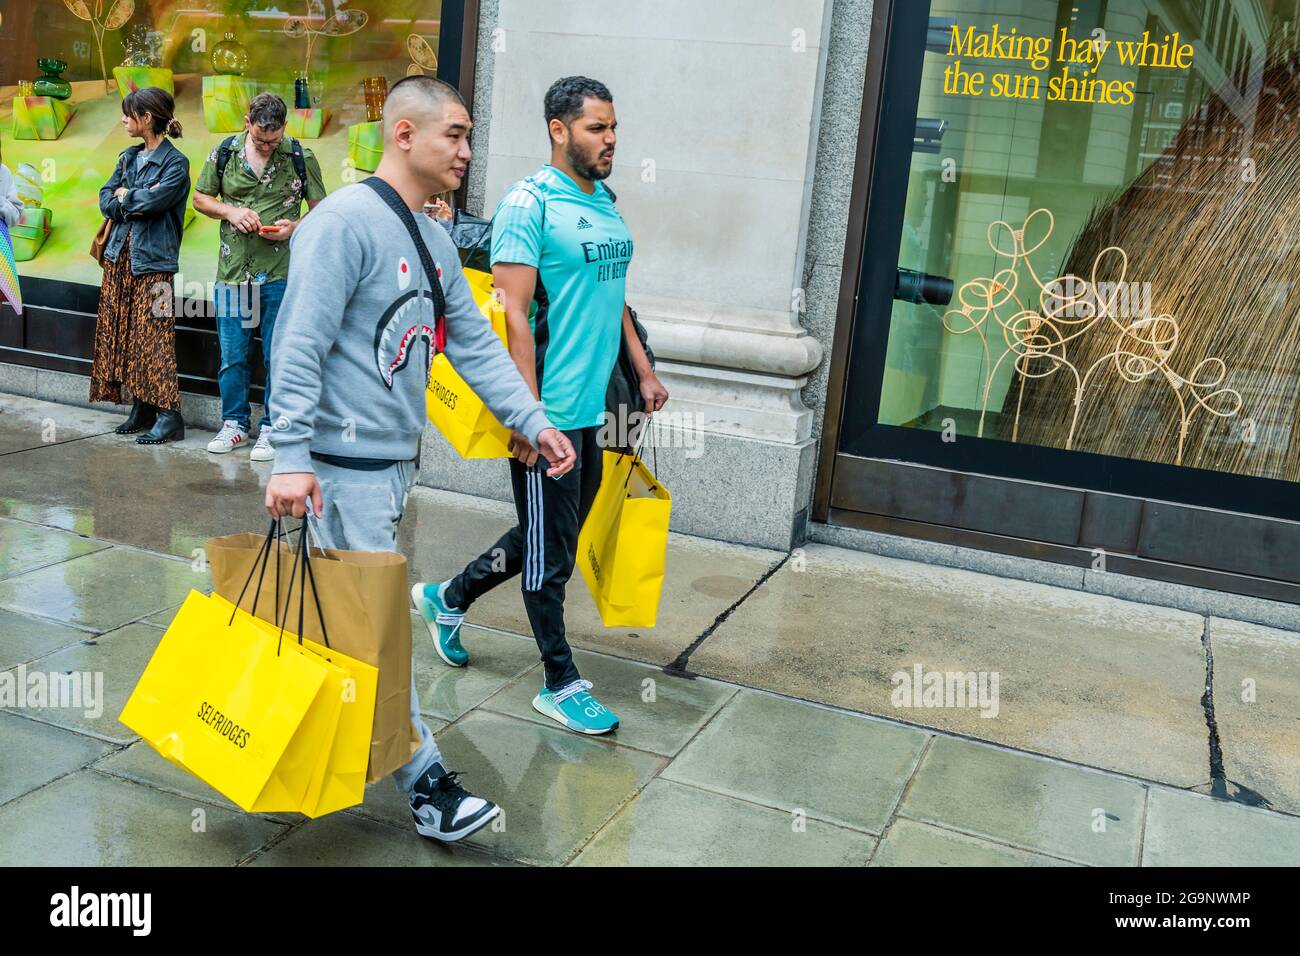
[91,87,191,444]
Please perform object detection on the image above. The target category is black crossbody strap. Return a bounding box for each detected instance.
[362,176,446,357]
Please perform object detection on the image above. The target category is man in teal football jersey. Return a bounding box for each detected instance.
[413,76,668,734]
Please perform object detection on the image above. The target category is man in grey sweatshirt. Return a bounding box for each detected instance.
[265,75,576,844]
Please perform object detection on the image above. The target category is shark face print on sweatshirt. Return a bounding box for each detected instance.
[373,256,443,390]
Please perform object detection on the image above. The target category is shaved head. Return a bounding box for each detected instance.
[374,75,474,200]
[383,75,466,139]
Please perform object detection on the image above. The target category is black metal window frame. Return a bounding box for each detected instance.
[833,0,1300,527]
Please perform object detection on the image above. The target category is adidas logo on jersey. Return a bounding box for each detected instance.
[576,216,593,230]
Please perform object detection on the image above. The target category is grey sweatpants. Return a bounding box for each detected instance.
[309,457,441,796]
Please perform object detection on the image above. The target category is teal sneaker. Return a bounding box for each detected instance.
[411,581,469,667]
[532,680,620,735]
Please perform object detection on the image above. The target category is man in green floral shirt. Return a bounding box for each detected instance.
[194,92,327,461]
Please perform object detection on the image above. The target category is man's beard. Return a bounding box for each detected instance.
[566,143,612,181]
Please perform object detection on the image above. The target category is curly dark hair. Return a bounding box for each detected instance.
[543,76,613,138]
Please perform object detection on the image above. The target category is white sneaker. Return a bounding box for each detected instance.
[207,420,248,454]
[249,428,276,461]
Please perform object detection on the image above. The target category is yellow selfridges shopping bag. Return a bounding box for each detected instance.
[426,267,513,459]
[577,449,672,627]
[120,525,378,817]
[208,594,378,818]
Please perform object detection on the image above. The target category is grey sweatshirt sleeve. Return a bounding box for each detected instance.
[268,209,361,475]
[432,228,556,446]
[0,166,21,227]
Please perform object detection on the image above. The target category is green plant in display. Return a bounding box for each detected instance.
[62,0,136,94]
[284,1,370,80]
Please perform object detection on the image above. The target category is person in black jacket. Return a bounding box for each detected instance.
[90,87,191,444]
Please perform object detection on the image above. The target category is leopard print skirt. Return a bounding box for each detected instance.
[89,232,180,411]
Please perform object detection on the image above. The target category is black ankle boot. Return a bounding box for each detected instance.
[114,400,156,435]
[136,408,184,445]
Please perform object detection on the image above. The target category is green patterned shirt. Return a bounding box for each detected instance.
[195,131,327,284]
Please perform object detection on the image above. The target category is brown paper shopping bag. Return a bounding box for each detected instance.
[207,527,419,783]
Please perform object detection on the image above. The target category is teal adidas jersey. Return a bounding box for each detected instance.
[490,164,633,430]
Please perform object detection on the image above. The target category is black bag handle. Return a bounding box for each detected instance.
[274,520,331,655]
[229,519,329,654]
[615,413,659,494]
[362,176,446,369]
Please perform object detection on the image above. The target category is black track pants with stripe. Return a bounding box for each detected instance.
[447,426,604,691]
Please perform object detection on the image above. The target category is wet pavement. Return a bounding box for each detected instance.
[2,392,1299,866]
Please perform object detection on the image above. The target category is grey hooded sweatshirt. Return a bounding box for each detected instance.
[269,181,553,475]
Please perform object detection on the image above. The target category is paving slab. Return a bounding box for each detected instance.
[572,778,876,866]
[870,818,1077,867]
[1,622,161,743]
[899,735,1145,866]
[411,615,541,721]
[249,811,519,867]
[689,544,1209,788]
[481,647,737,756]
[405,710,664,865]
[0,712,112,806]
[91,740,297,825]
[662,689,927,833]
[0,607,94,670]
[399,487,783,667]
[1207,618,1300,815]
[0,394,118,454]
[0,517,110,580]
[0,430,269,558]
[0,546,206,632]
[1141,786,1300,866]
[0,770,283,865]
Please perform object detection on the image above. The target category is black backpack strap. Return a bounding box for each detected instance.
[214,135,238,196]
[289,138,307,182]
[361,176,447,357]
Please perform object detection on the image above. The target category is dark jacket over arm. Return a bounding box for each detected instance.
[100,138,191,275]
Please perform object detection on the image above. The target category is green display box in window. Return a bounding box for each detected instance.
[202,75,260,133]
[12,95,75,141]
[113,66,175,99]
[286,107,330,139]
[347,120,384,172]
[10,207,52,262]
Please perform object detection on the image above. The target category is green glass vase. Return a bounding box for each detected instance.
[32,58,72,100]
[211,33,249,76]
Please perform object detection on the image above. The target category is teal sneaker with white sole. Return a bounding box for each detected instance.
[411,581,469,667]
[532,679,620,735]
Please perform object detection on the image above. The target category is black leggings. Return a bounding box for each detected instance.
[447,426,604,690]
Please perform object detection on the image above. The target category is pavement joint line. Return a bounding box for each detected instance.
[880,731,938,839]
[0,705,137,747]
[887,814,1096,867]
[0,761,106,815]
[234,817,309,867]
[664,550,794,677]
[83,763,281,825]
[0,429,120,458]
[893,810,1105,867]
[647,773,885,839]
[1135,785,1151,867]
[0,603,105,636]
[1200,616,1228,799]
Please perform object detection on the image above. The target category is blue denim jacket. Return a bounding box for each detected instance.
[98,138,191,275]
